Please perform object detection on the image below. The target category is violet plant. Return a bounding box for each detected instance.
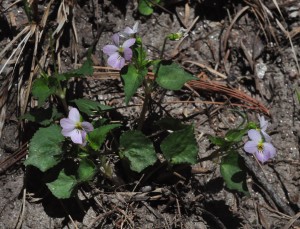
[102,23,199,174]
[209,114,276,195]
[23,23,198,199]
[23,51,121,199]
[22,22,277,200]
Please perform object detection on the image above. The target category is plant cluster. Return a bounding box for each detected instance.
[24,22,276,199]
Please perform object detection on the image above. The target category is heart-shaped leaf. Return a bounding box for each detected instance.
[88,124,121,151]
[73,98,112,115]
[155,61,197,90]
[220,151,249,195]
[24,125,64,172]
[77,158,96,182]
[160,125,198,165]
[46,170,77,199]
[120,130,157,172]
[121,64,147,104]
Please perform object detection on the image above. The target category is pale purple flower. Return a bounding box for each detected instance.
[244,129,276,163]
[123,22,139,36]
[60,108,94,145]
[258,115,271,142]
[102,33,135,70]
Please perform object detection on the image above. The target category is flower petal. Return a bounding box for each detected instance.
[132,22,139,33]
[81,131,87,146]
[122,38,135,48]
[263,142,276,158]
[69,129,83,144]
[244,141,257,154]
[82,121,94,133]
[248,129,262,142]
[123,27,134,35]
[62,128,74,137]
[60,118,75,132]
[103,45,118,55]
[255,150,269,163]
[123,48,133,61]
[258,115,268,131]
[116,57,125,70]
[112,33,120,46]
[68,108,80,122]
[108,52,125,70]
[261,130,271,142]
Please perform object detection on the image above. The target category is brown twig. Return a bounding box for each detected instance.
[92,66,269,114]
[0,142,28,174]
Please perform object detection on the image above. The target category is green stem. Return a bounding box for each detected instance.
[160,37,168,60]
[60,96,69,114]
[56,83,68,114]
[137,80,151,130]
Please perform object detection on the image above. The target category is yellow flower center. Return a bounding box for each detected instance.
[118,47,124,54]
[257,141,264,152]
[75,122,82,130]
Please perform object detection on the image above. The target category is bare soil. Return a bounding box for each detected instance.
[0,0,300,228]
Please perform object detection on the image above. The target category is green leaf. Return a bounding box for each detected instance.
[247,122,257,130]
[69,55,94,76]
[88,124,121,151]
[220,152,249,195]
[155,61,198,90]
[46,170,77,199]
[225,129,248,143]
[296,88,300,103]
[77,158,96,182]
[21,106,62,126]
[24,125,64,172]
[23,0,33,22]
[121,64,147,104]
[208,135,228,147]
[56,54,94,80]
[138,0,159,16]
[73,98,112,115]
[32,78,56,107]
[160,125,198,165]
[156,117,187,131]
[120,130,157,173]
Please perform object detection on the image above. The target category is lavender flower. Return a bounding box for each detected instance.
[244,129,276,163]
[60,108,94,145]
[102,33,135,70]
[258,115,271,142]
[123,22,139,36]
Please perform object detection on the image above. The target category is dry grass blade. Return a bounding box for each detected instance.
[184,60,227,79]
[244,0,279,44]
[0,142,28,174]
[0,25,35,137]
[171,16,199,58]
[222,6,249,54]
[21,0,54,115]
[0,0,55,138]
[2,0,22,13]
[0,105,7,140]
[283,212,300,229]
[187,79,269,115]
[276,19,300,74]
[0,26,30,63]
[270,0,284,19]
[53,0,78,69]
[15,188,27,229]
